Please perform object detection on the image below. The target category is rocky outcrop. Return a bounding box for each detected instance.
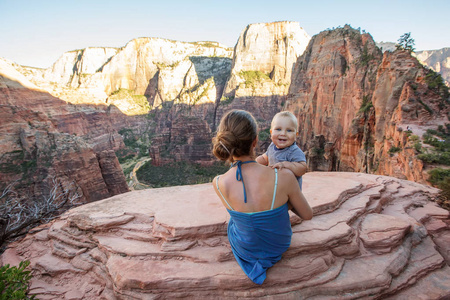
[415,47,450,85]
[369,50,448,182]
[285,26,449,183]
[20,39,233,116]
[223,21,310,98]
[0,57,129,204]
[286,26,382,170]
[1,172,449,299]
[43,47,119,87]
[376,41,396,52]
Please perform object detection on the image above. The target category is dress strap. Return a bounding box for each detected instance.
[231,160,256,203]
[270,169,278,210]
[216,176,233,210]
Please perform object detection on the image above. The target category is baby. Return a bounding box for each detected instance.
[256,111,307,189]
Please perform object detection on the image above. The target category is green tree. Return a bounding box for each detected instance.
[396,32,415,52]
[0,260,35,299]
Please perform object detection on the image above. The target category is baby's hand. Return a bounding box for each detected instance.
[271,162,285,169]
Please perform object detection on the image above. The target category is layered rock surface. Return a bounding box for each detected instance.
[2,172,449,299]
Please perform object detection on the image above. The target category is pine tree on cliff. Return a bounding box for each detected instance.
[396,32,415,52]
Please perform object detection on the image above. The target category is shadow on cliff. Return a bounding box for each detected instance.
[189,56,232,102]
[0,74,135,196]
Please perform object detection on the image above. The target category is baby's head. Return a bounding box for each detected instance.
[213,110,258,162]
[270,111,298,149]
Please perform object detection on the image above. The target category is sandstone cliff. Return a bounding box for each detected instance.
[223,21,310,98]
[5,22,449,191]
[44,47,119,87]
[0,58,129,205]
[285,26,449,184]
[1,172,449,299]
[415,47,450,85]
[20,39,233,117]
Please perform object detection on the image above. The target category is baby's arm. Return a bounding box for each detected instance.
[256,153,268,165]
[271,161,306,177]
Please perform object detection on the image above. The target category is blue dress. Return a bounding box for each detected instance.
[216,164,292,284]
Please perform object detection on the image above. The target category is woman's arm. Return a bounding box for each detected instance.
[282,170,312,220]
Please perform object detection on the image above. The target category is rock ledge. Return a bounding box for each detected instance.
[1,172,449,299]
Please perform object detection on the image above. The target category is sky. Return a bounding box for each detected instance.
[1,0,449,69]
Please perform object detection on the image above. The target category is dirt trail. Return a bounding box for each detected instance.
[128,157,151,190]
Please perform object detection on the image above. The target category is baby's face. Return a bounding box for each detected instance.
[270,116,298,149]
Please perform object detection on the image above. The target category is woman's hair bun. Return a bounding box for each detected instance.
[212,131,235,161]
[212,110,258,162]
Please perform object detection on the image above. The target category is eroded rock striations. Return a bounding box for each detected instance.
[1,172,449,299]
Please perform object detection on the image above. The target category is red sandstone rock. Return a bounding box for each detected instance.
[0,55,129,205]
[1,172,449,299]
[285,26,449,184]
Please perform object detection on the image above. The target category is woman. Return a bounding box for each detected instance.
[212,109,313,285]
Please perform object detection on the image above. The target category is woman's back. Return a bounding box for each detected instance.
[214,162,290,213]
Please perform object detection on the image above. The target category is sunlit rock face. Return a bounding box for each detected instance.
[2,172,449,299]
[224,21,311,98]
[20,39,233,116]
[43,47,119,87]
[285,26,449,183]
[415,47,450,85]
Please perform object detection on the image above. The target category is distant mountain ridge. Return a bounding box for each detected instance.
[415,47,450,85]
[376,42,449,85]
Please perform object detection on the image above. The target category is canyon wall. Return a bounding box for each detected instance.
[223,21,310,98]
[415,47,450,85]
[0,58,129,204]
[285,26,449,184]
[22,39,233,116]
[6,22,449,188]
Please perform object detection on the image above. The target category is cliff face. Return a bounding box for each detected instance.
[21,39,233,117]
[224,21,310,98]
[415,47,450,85]
[369,50,447,182]
[2,173,449,299]
[7,22,449,187]
[285,26,449,183]
[127,22,310,166]
[286,26,382,170]
[0,58,129,203]
[43,47,119,87]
